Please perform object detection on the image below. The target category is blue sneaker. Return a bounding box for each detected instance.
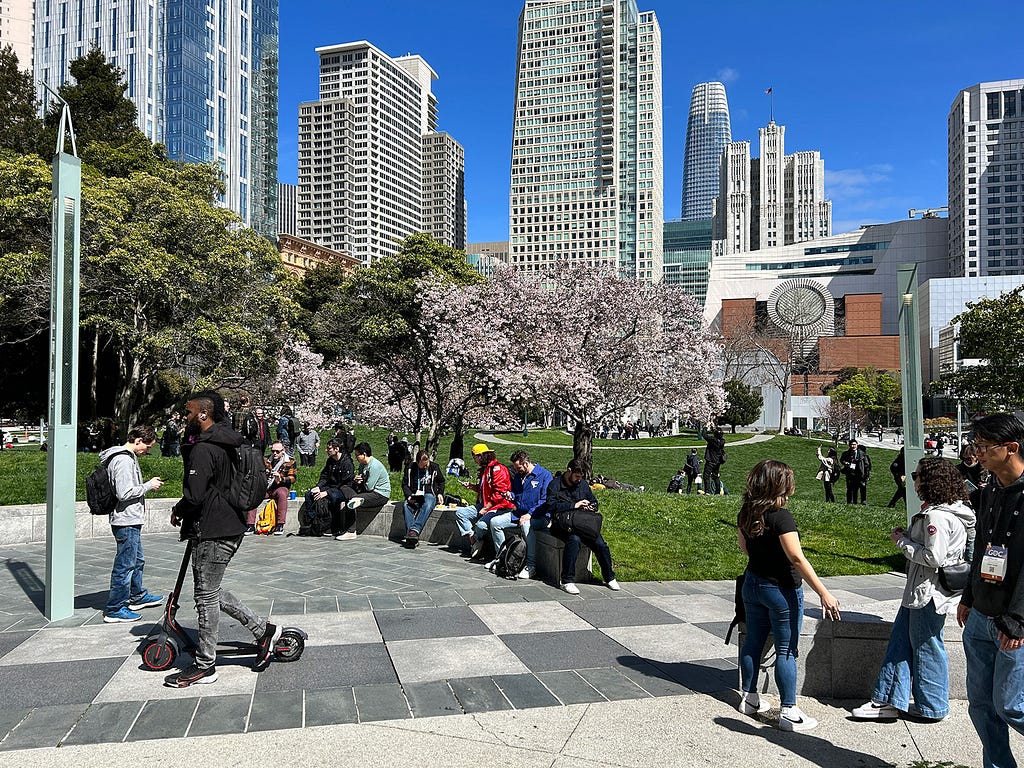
[103,606,142,623]
[128,593,164,610]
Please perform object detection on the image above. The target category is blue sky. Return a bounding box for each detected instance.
[278,0,1024,243]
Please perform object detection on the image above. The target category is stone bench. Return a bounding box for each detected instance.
[738,601,966,700]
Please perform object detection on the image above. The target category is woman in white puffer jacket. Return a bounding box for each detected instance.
[851,456,977,722]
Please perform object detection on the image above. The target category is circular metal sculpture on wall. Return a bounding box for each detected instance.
[767,279,834,351]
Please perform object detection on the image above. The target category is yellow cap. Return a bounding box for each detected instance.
[471,443,491,456]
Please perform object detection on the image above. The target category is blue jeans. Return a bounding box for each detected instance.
[488,511,521,552]
[455,504,481,537]
[106,525,146,614]
[964,609,1024,768]
[191,537,267,669]
[740,570,803,707]
[871,602,949,718]
[550,525,615,584]
[404,493,437,534]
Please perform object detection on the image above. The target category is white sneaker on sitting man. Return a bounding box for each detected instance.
[851,701,900,721]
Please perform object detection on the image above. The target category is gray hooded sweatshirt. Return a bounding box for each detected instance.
[896,500,977,614]
[99,445,159,526]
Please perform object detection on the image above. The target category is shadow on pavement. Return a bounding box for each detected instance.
[713,715,895,768]
[6,560,44,611]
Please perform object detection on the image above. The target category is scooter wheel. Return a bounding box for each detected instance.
[141,638,178,671]
[273,628,307,662]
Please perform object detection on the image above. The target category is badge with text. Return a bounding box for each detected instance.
[981,544,1009,584]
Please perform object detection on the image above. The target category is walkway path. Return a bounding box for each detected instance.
[0,533,1012,766]
[476,431,776,450]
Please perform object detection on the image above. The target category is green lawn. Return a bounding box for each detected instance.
[0,429,908,582]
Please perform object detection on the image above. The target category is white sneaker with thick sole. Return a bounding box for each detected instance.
[561,582,580,595]
[851,701,900,721]
[347,497,365,510]
[517,566,537,579]
[778,706,817,732]
[484,559,497,571]
[335,531,358,541]
[738,695,772,715]
[607,579,621,591]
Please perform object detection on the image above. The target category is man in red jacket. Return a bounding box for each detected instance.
[453,443,515,560]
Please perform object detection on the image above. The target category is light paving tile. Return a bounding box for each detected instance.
[259,611,382,647]
[470,601,594,635]
[600,623,735,663]
[389,635,530,685]
[93,654,257,703]
[0,623,158,666]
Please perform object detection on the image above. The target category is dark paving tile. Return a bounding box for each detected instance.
[375,606,490,642]
[404,681,464,718]
[576,667,650,701]
[500,630,632,673]
[0,708,29,744]
[492,673,561,709]
[126,698,199,742]
[338,596,372,612]
[0,704,87,751]
[659,657,738,694]
[353,683,411,722]
[368,594,406,610]
[255,644,397,691]
[536,670,607,705]
[0,657,125,708]
[449,676,513,713]
[304,687,359,727]
[0,630,34,662]
[843,586,905,601]
[425,590,467,607]
[565,597,682,629]
[484,587,527,604]
[248,688,303,732]
[694,620,735,644]
[270,598,307,616]
[187,694,251,737]
[62,701,144,746]
[454,588,497,605]
[617,659,694,698]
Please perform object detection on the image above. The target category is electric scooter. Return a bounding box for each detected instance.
[140,538,307,671]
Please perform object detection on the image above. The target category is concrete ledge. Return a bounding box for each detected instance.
[739,608,966,700]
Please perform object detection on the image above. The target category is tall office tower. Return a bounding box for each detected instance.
[0,0,33,72]
[509,0,663,281]
[949,80,1024,278]
[34,0,279,238]
[680,82,731,221]
[422,132,467,250]
[278,182,297,236]
[714,120,831,254]
[299,42,466,262]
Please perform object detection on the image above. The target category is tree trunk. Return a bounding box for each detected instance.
[449,413,464,461]
[573,421,594,473]
[89,329,99,420]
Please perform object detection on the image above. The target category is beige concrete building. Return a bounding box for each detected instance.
[277,233,360,277]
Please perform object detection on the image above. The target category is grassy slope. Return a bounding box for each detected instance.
[0,429,907,581]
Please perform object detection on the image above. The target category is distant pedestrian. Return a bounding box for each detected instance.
[295,422,320,467]
[702,426,726,495]
[887,448,906,508]
[684,448,702,494]
[840,439,871,505]
[815,446,838,503]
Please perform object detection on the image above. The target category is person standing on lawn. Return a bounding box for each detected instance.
[851,457,975,722]
[102,425,165,623]
[737,459,841,731]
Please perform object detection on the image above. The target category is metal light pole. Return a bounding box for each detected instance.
[897,265,924,522]
[44,85,80,621]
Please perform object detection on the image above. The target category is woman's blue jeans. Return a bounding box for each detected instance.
[740,570,803,707]
[871,602,949,719]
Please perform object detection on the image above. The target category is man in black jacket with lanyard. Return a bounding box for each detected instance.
[959,413,1024,768]
[546,458,619,596]
[166,391,279,688]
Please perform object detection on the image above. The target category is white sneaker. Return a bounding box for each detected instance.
[561,582,580,595]
[738,694,771,716]
[484,559,497,571]
[517,566,537,579]
[851,701,899,721]
[347,497,365,510]
[335,531,357,541]
[607,579,621,591]
[778,706,817,732]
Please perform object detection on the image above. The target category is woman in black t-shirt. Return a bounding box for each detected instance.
[737,460,842,732]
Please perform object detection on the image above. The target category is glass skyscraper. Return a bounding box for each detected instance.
[680,81,731,221]
[509,0,663,282]
[35,0,278,238]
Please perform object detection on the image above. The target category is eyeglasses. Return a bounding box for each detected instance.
[971,441,1012,454]
[271,450,284,454]
[911,471,919,480]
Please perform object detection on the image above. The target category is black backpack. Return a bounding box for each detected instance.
[297,496,332,537]
[493,534,528,580]
[226,444,269,512]
[725,572,746,645]
[85,450,131,515]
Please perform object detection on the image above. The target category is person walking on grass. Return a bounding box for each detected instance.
[102,425,165,623]
[737,459,841,732]
[851,457,975,723]
[815,445,839,503]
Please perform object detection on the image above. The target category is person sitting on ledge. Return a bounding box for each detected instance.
[333,441,390,541]
[401,450,445,548]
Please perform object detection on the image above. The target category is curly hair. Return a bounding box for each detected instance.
[914,457,968,505]
[738,459,795,538]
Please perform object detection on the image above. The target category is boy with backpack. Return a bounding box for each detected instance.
[100,425,165,623]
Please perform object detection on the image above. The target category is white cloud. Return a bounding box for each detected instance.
[825,164,894,203]
[716,67,739,84]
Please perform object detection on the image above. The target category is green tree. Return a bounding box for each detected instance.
[0,45,42,154]
[41,48,144,156]
[829,367,901,425]
[720,379,764,433]
[937,286,1024,409]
